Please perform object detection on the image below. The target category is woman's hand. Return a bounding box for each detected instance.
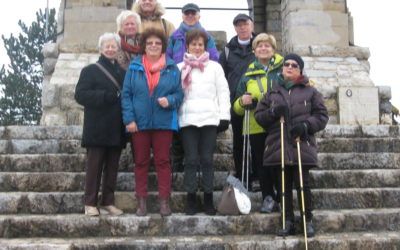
[157,97,169,108]
[126,121,138,133]
[241,93,253,105]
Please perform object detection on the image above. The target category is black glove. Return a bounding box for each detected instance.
[105,91,119,104]
[217,120,230,133]
[290,121,310,140]
[272,104,289,118]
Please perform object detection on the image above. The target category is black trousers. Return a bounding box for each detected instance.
[181,125,217,193]
[274,165,313,221]
[232,115,244,179]
[84,147,122,206]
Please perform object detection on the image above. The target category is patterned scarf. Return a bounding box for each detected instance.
[119,32,140,54]
[142,54,166,96]
[181,52,209,91]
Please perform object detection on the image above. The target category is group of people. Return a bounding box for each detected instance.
[74,0,328,237]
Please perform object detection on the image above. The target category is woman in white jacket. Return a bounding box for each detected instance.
[178,29,231,215]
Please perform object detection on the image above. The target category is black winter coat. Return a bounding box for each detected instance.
[254,76,328,167]
[219,34,256,104]
[75,54,126,148]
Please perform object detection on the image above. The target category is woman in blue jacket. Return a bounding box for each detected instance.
[121,28,183,217]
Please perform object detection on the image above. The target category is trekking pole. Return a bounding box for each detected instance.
[241,110,247,188]
[280,116,286,231]
[296,137,308,250]
[246,108,251,191]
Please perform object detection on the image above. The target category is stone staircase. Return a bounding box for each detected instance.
[0,125,399,249]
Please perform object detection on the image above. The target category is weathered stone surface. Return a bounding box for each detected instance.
[338,87,379,125]
[42,43,59,58]
[43,58,58,75]
[0,209,398,237]
[1,232,399,250]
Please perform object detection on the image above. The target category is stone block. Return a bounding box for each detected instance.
[380,114,392,125]
[59,84,82,111]
[43,58,58,75]
[42,82,60,108]
[40,113,67,126]
[208,31,227,52]
[42,43,59,58]
[338,87,379,125]
[284,0,346,12]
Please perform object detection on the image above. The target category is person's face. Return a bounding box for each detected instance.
[182,10,200,27]
[101,39,119,60]
[282,59,301,81]
[234,20,253,40]
[140,0,156,13]
[145,35,163,57]
[188,37,205,58]
[122,16,138,37]
[254,41,275,61]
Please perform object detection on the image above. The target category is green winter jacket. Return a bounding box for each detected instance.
[233,53,284,135]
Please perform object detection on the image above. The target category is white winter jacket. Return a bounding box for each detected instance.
[178,59,231,128]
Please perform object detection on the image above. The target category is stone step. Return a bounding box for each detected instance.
[1,125,399,140]
[0,188,399,214]
[1,169,399,192]
[0,208,398,238]
[1,152,399,173]
[0,139,232,154]
[3,137,400,155]
[0,232,399,250]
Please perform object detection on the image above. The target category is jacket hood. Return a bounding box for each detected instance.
[245,53,284,77]
[132,1,165,18]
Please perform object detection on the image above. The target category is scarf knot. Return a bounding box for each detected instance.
[181,52,209,91]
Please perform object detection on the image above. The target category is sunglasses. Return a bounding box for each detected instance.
[283,62,299,69]
[146,41,162,46]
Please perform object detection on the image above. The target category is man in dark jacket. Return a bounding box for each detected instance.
[219,14,256,184]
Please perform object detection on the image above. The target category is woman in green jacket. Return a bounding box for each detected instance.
[233,33,283,213]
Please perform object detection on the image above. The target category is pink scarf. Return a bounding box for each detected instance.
[181,52,210,90]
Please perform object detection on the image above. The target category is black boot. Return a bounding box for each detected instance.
[277,220,296,236]
[185,193,197,215]
[305,220,315,237]
[203,192,216,215]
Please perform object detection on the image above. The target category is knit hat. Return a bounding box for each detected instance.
[284,53,304,74]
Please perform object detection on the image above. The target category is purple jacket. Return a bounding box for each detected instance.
[166,24,219,64]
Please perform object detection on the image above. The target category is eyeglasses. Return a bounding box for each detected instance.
[283,62,299,68]
[146,41,162,46]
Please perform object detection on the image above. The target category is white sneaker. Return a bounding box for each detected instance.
[101,205,123,216]
[84,205,100,216]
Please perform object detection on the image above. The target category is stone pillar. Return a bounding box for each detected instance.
[281,0,349,53]
[41,0,126,125]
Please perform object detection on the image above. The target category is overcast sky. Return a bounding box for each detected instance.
[0,0,399,110]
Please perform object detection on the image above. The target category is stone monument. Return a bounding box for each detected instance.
[41,0,392,125]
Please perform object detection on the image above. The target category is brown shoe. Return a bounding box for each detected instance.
[136,197,147,216]
[84,205,100,216]
[101,205,123,216]
[159,197,171,216]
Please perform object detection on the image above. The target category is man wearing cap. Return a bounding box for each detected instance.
[166,3,220,173]
[219,13,256,183]
[132,0,175,36]
[166,3,219,64]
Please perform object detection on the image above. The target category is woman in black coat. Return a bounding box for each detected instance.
[75,32,126,216]
[255,53,328,237]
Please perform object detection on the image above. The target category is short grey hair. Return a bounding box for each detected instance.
[116,10,141,33]
[98,33,121,53]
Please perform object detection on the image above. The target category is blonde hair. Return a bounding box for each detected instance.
[116,10,141,33]
[252,33,277,50]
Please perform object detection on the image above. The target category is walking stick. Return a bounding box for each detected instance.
[242,109,251,190]
[296,137,308,250]
[280,116,286,231]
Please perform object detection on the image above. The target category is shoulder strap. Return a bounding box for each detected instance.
[162,18,167,34]
[256,76,265,96]
[224,46,230,61]
[95,63,121,92]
